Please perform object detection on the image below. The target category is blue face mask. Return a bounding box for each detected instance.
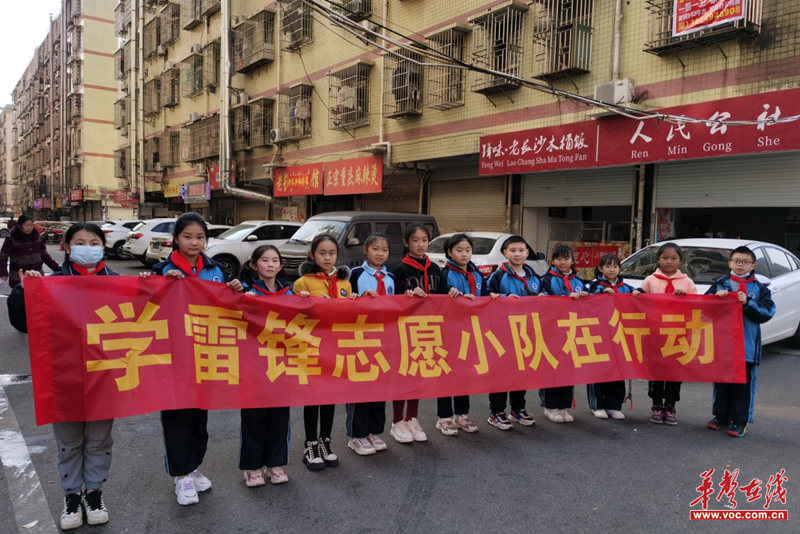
[70,245,105,267]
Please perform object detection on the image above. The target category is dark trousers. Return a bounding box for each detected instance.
[714,362,755,424]
[238,407,290,470]
[648,381,682,406]
[489,391,526,413]
[437,396,470,418]
[304,404,335,443]
[543,386,573,410]
[346,402,386,439]
[161,409,208,477]
[589,381,626,411]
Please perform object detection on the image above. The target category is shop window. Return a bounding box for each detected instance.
[182,51,203,98]
[384,49,423,119]
[277,84,312,141]
[161,67,180,107]
[143,17,161,60]
[280,0,313,52]
[765,247,792,278]
[532,0,593,82]
[233,9,275,74]
[427,27,469,110]
[328,61,371,131]
[143,77,161,118]
[347,223,371,246]
[644,0,762,56]
[160,2,181,46]
[203,41,221,90]
[469,2,527,95]
[181,0,202,31]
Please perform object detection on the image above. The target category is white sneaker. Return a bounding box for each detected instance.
[390,421,414,443]
[367,434,388,451]
[436,417,459,436]
[593,409,609,419]
[406,418,428,442]
[319,437,339,467]
[608,410,626,420]
[60,493,83,530]
[544,408,564,423]
[188,469,212,492]
[174,477,199,506]
[560,410,575,423]
[82,490,109,525]
[348,437,376,456]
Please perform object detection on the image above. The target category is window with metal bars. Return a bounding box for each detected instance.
[181,0,202,31]
[67,94,81,122]
[644,0,762,56]
[231,105,251,152]
[143,78,161,117]
[69,164,81,188]
[233,10,275,74]
[328,60,371,131]
[115,0,132,37]
[144,137,160,172]
[280,0,313,52]
[277,84,312,141]
[203,41,221,89]
[71,26,82,58]
[70,61,82,93]
[160,130,180,167]
[426,26,469,110]
[144,17,161,60]
[532,0,593,82]
[114,148,129,179]
[160,2,181,46]
[182,52,203,98]
[161,67,180,107]
[114,41,131,81]
[114,97,129,129]
[384,49,423,119]
[469,2,527,94]
[250,98,274,148]
[181,115,219,162]
[201,0,220,17]
[330,0,372,21]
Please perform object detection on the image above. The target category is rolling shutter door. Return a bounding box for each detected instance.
[238,200,268,222]
[363,172,420,213]
[656,152,800,207]
[429,171,506,233]
[523,166,636,207]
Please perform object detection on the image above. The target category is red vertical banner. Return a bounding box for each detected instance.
[274,163,324,197]
[323,155,383,196]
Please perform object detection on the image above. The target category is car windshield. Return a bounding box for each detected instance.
[288,220,348,244]
[621,246,733,284]
[216,224,256,241]
[428,236,498,256]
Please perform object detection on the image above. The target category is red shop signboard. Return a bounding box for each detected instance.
[480,88,800,175]
[323,155,383,196]
[274,163,323,197]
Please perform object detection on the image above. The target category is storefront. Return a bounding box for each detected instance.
[428,167,507,234]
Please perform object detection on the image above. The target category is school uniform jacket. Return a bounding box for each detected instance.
[540,268,587,296]
[587,276,640,295]
[392,254,450,295]
[153,251,228,283]
[7,262,119,333]
[442,260,487,297]
[246,278,294,296]
[293,261,352,298]
[350,262,397,296]
[486,263,540,296]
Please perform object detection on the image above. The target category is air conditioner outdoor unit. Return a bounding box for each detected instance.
[190,44,201,54]
[120,125,128,137]
[155,162,163,172]
[157,45,166,56]
[238,93,249,105]
[165,61,176,69]
[189,112,201,122]
[195,164,206,176]
[269,129,282,143]
[593,78,633,106]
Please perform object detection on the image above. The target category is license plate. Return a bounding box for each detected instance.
[152,243,160,249]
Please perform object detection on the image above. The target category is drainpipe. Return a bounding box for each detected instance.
[60,5,66,201]
[370,0,391,165]
[612,0,623,81]
[131,0,141,210]
[220,0,271,203]
[49,14,55,215]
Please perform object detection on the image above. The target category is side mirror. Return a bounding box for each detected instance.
[245,235,258,242]
[536,252,546,261]
[347,237,360,247]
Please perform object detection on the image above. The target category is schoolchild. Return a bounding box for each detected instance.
[391,224,461,443]
[539,245,588,423]
[293,234,354,469]
[485,235,540,430]
[346,233,395,455]
[10,223,118,530]
[238,245,292,485]
[586,254,643,420]
[640,242,697,425]
[706,246,776,437]
[153,213,244,505]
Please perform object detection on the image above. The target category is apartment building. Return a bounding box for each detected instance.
[0,105,18,216]
[10,0,128,222]
[116,0,800,257]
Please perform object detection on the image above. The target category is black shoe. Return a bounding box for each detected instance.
[60,493,83,530]
[82,490,109,525]
[707,417,731,430]
[727,422,747,438]
[302,440,326,470]
[319,437,339,467]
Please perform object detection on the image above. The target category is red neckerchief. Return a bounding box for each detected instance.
[373,271,387,295]
[316,271,340,298]
[549,268,575,293]
[251,284,291,296]
[500,264,528,290]
[402,255,430,293]
[71,262,106,276]
[731,274,755,294]
[653,273,676,294]
[448,262,476,295]
[170,253,204,278]
[598,279,625,293]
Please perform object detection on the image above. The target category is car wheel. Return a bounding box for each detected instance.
[0,228,8,238]
[139,253,150,267]
[786,322,800,350]
[215,255,240,281]
[111,241,125,259]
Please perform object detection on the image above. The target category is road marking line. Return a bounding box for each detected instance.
[0,383,58,534]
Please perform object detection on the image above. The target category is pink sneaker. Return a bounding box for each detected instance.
[266,466,289,484]
[244,469,265,487]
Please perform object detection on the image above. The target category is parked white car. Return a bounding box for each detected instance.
[94,220,144,259]
[151,220,301,280]
[122,218,177,266]
[620,238,800,347]
[146,224,232,267]
[427,232,549,278]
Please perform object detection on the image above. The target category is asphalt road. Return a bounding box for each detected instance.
[0,244,797,533]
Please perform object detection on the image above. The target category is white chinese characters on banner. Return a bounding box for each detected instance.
[672,0,746,38]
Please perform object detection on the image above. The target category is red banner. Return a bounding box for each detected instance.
[323,155,383,196]
[25,277,745,425]
[480,88,800,175]
[673,0,745,37]
[274,163,323,197]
